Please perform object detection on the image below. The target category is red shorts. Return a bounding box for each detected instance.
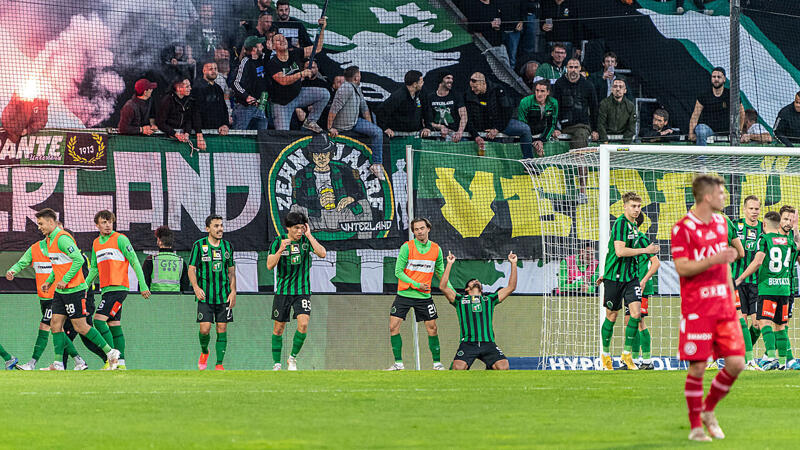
[679,314,744,361]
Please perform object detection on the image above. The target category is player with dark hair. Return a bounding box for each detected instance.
[85,210,150,370]
[730,195,761,369]
[188,214,236,370]
[265,211,326,370]
[673,175,744,441]
[599,192,659,370]
[142,226,190,293]
[439,250,517,370]
[625,211,660,369]
[778,205,800,369]
[386,217,451,370]
[37,208,120,371]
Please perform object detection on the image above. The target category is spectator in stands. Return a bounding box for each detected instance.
[556,242,598,295]
[194,62,231,135]
[639,108,678,142]
[588,52,620,99]
[676,0,713,15]
[267,17,329,132]
[597,78,635,143]
[521,0,541,56]
[377,70,431,138]
[231,36,269,130]
[553,58,599,146]
[318,73,345,127]
[774,92,800,147]
[497,0,526,70]
[688,67,743,146]
[276,0,312,48]
[157,78,206,150]
[293,60,330,127]
[188,2,227,63]
[535,44,567,84]
[517,79,558,157]
[463,0,504,57]
[520,59,540,89]
[425,72,467,143]
[238,11,276,55]
[160,43,195,84]
[118,79,157,136]
[541,0,580,58]
[238,0,275,34]
[142,226,190,293]
[327,66,385,179]
[740,109,772,144]
[213,57,234,121]
[465,71,533,157]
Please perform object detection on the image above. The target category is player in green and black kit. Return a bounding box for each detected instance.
[598,192,659,370]
[730,196,761,368]
[188,214,236,371]
[625,212,660,370]
[439,250,517,370]
[778,205,800,370]
[266,211,326,371]
[735,211,800,370]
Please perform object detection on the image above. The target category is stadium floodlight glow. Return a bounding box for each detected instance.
[1,76,49,144]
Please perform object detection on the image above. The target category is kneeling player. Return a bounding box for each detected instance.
[188,214,236,371]
[439,251,517,370]
[673,175,744,442]
[265,212,326,371]
[737,210,800,370]
[599,192,659,370]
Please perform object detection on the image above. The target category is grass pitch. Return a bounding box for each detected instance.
[1,370,799,449]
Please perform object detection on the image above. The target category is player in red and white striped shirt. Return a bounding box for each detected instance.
[671,175,745,442]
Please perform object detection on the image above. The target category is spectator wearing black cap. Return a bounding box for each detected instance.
[425,72,467,142]
[194,61,231,135]
[157,78,206,150]
[118,79,158,135]
[275,0,312,48]
[774,92,800,147]
[688,67,744,146]
[465,71,533,157]
[377,70,431,138]
[231,35,270,130]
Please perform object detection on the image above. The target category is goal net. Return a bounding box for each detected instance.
[522,144,800,369]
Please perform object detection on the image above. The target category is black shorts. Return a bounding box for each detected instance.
[789,298,795,320]
[737,283,759,315]
[453,341,506,369]
[40,300,53,325]
[272,295,311,322]
[757,295,792,325]
[197,301,233,323]
[603,280,641,312]
[51,291,90,319]
[390,296,438,322]
[625,297,649,317]
[97,291,127,320]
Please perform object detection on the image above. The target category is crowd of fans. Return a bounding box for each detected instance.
[117,0,800,164]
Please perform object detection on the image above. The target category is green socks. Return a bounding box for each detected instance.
[290,331,307,358]
[601,319,614,353]
[786,327,795,361]
[215,332,227,365]
[776,329,788,365]
[391,334,403,363]
[740,318,754,362]
[272,334,283,364]
[750,325,761,347]
[52,331,66,359]
[84,327,112,353]
[631,329,641,359]
[199,332,211,354]
[94,320,113,350]
[762,325,776,358]
[32,329,49,361]
[64,337,78,358]
[640,328,652,360]
[428,335,441,363]
[110,325,125,359]
[0,343,11,361]
[624,317,640,352]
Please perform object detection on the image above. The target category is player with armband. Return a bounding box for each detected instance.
[672,175,744,442]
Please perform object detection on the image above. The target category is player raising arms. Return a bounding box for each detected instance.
[37,208,120,370]
[85,210,151,370]
[730,195,761,368]
[672,175,744,442]
[188,214,236,371]
[265,212,326,371]
[599,192,659,370]
[626,212,660,370]
[439,251,517,370]
[387,217,451,371]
